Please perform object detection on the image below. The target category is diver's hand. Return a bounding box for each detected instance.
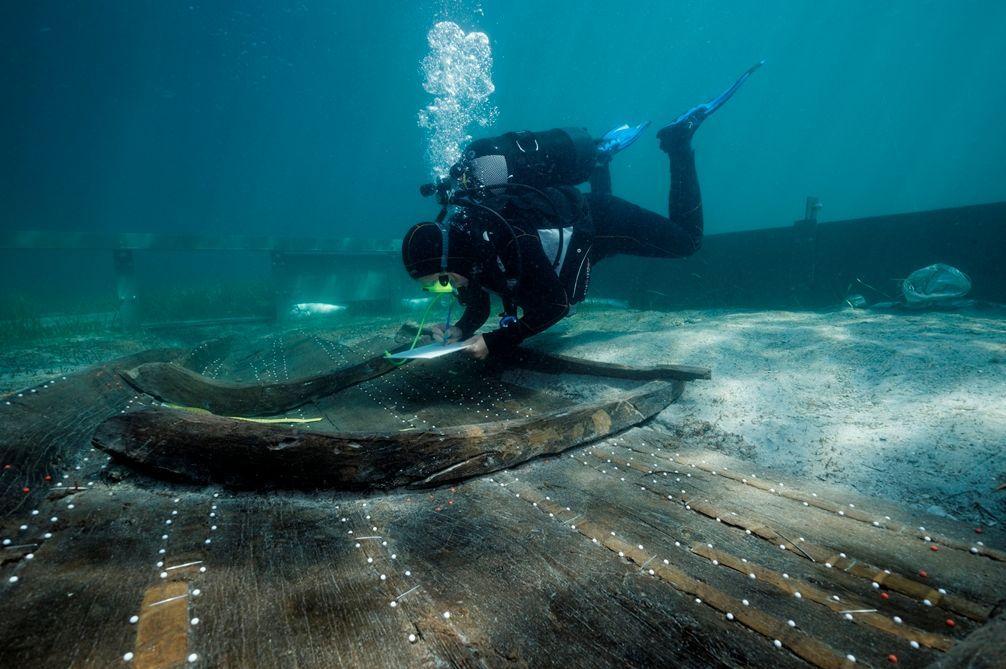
[430,324,462,344]
[465,335,489,360]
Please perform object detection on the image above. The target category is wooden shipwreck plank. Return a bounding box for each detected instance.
[1,424,1003,667]
[0,484,181,667]
[932,609,1006,669]
[122,341,708,418]
[134,580,190,669]
[502,348,712,381]
[92,380,683,489]
[0,348,181,516]
[571,439,974,646]
[629,428,1005,564]
[502,449,944,668]
[3,328,1004,668]
[176,493,450,668]
[359,479,805,668]
[594,437,1000,624]
[608,433,1005,614]
[120,350,404,417]
[397,322,713,382]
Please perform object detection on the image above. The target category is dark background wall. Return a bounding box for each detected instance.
[590,202,1006,309]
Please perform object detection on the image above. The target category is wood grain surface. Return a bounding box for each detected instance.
[1,333,1003,668]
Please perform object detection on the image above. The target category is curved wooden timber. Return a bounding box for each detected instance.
[120,347,710,417]
[93,379,683,490]
[501,348,712,381]
[119,348,405,417]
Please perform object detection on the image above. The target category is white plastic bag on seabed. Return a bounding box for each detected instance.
[902,263,972,306]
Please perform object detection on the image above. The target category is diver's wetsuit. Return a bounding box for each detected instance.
[453,138,702,355]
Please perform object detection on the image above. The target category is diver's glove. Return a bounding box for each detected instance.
[658,60,764,152]
[596,122,650,163]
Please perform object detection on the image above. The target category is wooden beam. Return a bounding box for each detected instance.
[398,323,713,381]
[502,348,712,381]
[92,380,682,490]
[119,350,406,417]
[121,343,708,417]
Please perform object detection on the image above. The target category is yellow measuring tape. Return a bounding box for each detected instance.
[165,403,322,424]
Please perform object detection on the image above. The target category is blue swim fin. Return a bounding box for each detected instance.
[596,121,651,162]
[659,60,764,146]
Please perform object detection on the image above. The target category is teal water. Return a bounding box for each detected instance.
[2,1,1005,314]
[4,1,1005,238]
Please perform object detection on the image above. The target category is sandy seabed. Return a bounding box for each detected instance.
[532,306,1006,526]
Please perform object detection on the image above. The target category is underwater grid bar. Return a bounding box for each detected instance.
[0,231,402,255]
[0,233,405,327]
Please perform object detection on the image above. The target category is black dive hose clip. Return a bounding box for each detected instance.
[419,178,453,205]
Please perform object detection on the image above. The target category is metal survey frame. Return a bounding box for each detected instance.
[0,231,405,328]
[6,197,1005,327]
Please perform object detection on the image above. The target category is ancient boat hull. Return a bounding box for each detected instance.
[3,331,1004,668]
[93,379,683,489]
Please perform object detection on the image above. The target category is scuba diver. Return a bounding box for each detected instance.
[401,62,763,360]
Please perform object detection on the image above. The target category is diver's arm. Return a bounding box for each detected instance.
[453,285,491,339]
[481,283,569,355]
[482,234,570,356]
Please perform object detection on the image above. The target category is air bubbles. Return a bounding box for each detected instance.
[418,22,498,178]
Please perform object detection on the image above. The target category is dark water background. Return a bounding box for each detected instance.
[2,1,1005,312]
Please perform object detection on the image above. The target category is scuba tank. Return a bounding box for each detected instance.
[450,128,597,190]
[448,127,598,271]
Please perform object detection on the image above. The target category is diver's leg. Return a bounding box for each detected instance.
[587,157,701,261]
[588,62,764,262]
[664,136,703,254]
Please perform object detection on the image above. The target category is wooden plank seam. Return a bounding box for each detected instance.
[652,444,1004,563]
[588,444,993,622]
[689,543,954,652]
[131,493,218,667]
[352,503,431,651]
[499,474,858,669]
[581,445,963,650]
